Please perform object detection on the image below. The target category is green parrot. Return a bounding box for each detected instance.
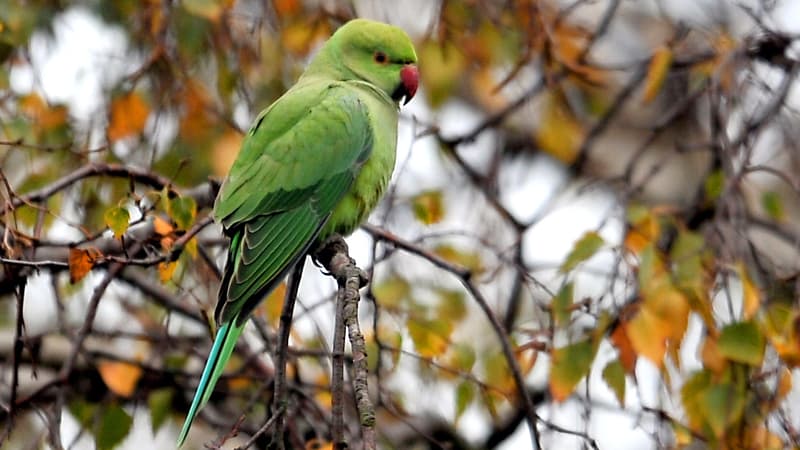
[177,19,418,446]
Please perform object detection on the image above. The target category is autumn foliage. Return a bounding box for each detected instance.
[2,1,800,449]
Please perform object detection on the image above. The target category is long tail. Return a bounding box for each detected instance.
[177,320,245,447]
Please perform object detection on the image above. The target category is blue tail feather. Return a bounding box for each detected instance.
[177,320,245,447]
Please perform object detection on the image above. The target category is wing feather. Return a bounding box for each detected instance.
[213,83,373,325]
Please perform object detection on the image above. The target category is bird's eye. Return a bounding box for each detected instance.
[373,51,388,64]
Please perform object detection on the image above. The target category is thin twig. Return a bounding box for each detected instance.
[58,242,143,380]
[233,405,285,450]
[5,279,26,437]
[364,225,543,448]
[331,271,347,448]
[272,259,305,450]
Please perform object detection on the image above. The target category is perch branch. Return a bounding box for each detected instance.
[314,235,375,450]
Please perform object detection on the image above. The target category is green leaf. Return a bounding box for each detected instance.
[419,40,467,108]
[104,206,130,239]
[483,351,513,393]
[182,0,224,21]
[601,359,626,406]
[761,191,784,221]
[670,230,704,262]
[455,380,475,422]
[670,230,710,310]
[372,275,410,309]
[449,343,476,373]
[408,318,452,358]
[366,338,380,372]
[167,195,197,230]
[549,339,596,401]
[637,244,666,296]
[436,288,467,323]
[560,231,604,273]
[433,244,484,274]
[68,399,97,428]
[552,282,574,327]
[147,388,174,434]
[681,369,712,430]
[704,169,725,202]
[717,321,765,366]
[412,190,445,225]
[700,382,746,438]
[96,403,133,450]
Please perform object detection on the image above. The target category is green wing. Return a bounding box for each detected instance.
[214,82,373,325]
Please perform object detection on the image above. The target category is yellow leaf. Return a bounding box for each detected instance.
[700,335,727,374]
[182,0,228,22]
[212,130,243,177]
[433,244,484,274]
[738,263,761,319]
[775,367,792,403]
[626,306,668,367]
[691,33,737,92]
[646,286,690,344]
[226,375,251,391]
[771,335,800,367]
[255,281,286,327]
[184,237,198,258]
[516,346,538,376]
[408,319,451,358]
[418,39,467,108]
[535,93,584,164]
[470,67,508,112]
[642,46,673,103]
[19,93,68,131]
[68,247,102,284]
[673,423,693,446]
[152,216,174,236]
[97,360,143,398]
[314,373,332,408]
[411,190,445,225]
[624,206,661,255]
[305,438,333,450]
[281,20,330,56]
[158,261,177,283]
[548,20,608,85]
[108,92,150,142]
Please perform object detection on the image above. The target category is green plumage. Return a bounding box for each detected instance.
[177,19,417,447]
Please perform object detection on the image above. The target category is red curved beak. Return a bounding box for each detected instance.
[399,64,419,105]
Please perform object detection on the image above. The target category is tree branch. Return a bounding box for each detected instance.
[272,259,305,450]
[314,235,375,450]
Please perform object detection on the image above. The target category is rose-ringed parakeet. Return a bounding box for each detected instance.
[177,19,418,446]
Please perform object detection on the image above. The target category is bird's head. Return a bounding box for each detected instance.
[314,19,419,105]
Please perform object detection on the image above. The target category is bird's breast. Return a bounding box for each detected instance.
[321,95,398,239]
